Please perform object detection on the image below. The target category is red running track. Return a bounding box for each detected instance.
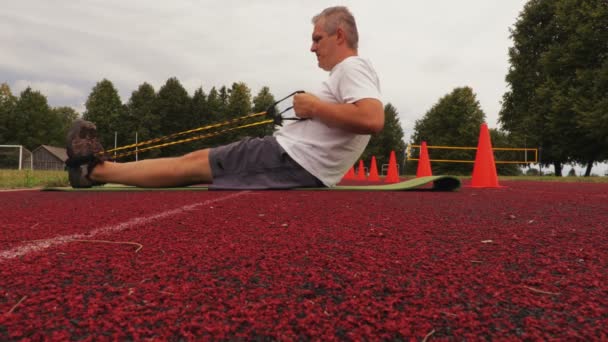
[1,181,607,340]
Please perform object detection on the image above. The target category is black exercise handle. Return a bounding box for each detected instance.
[266,90,306,126]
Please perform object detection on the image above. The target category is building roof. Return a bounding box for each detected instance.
[33,145,68,162]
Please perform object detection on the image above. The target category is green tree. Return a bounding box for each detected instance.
[251,86,276,137]
[12,87,57,150]
[189,86,209,150]
[0,83,17,143]
[411,87,485,175]
[191,87,210,127]
[500,0,608,176]
[225,82,253,142]
[154,77,192,156]
[567,1,608,176]
[125,83,160,159]
[217,86,230,116]
[51,106,79,146]
[83,79,124,149]
[489,128,523,176]
[200,86,229,147]
[575,59,608,175]
[206,87,222,118]
[1,85,75,149]
[362,103,405,172]
[500,0,554,154]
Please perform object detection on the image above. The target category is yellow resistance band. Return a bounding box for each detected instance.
[100,112,272,160]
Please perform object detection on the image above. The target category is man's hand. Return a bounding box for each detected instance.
[292,92,384,134]
[293,93,321,119]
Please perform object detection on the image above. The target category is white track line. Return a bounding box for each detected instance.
[0,191,249,261]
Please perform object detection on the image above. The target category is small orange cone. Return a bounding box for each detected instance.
[368,156,380,181]
[385,151,400,183]
[342,166,355,181]
[357,160,366,180]
[416,141,432,178]
[471,123,500,188]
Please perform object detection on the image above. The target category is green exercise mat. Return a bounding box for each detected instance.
[43,176,460,192]
[313,176,460,191]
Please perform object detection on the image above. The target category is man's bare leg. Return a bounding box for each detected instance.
[89,149,213,188]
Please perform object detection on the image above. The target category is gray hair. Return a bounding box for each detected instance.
[312,6,359,50]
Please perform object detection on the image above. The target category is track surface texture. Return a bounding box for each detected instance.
[1,180,607,340]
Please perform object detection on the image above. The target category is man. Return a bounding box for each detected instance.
[66,6,384,189]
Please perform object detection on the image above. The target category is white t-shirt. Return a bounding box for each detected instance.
[274,56,382,187]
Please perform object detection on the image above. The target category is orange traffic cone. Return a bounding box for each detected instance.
[471,123,501,188]
[342,166,355,181]
[368,156,380,181]
[416,141,432,178]
[357,160,366,180]
[385,151,400,183]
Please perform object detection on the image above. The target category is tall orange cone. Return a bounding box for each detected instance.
[368,156,380,181]
[385,150,400,183]
[416,141,432,178]
[357,160,366,181]
[342,166,355,181]
[471,123,500,188]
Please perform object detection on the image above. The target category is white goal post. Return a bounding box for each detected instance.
[0,145,33,170]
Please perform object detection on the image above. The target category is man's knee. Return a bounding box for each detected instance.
[179,149,212,182]
[182,148,209,161]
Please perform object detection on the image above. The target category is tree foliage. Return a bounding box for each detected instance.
[201,87,228,148]
[189,86,211,150]
[411,87,485,175]
[12,88,60,150]
[124,83,160,159]
[362,103,405,171]
[225,82,253,143]
[575,59,608,175]
[154,77,192,156]
[52,106,79,144]
[500,0,608,176]
[206,87,222,122]
[489,128,523,176]
[83,79,124,148]
[1,84,77,150]
[0,83,18,144]
[191,87,209,128]
[252,86,277,137]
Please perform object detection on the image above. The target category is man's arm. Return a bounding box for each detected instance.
[293,93,384,134]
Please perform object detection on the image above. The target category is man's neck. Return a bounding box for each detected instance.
[333,49,358,67]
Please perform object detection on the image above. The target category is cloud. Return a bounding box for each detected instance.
[1,0,529,139]
[12,80,84,102]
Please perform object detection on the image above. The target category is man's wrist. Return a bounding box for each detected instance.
[311,100,326,119]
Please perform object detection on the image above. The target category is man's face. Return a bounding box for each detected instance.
[310,21,338,71]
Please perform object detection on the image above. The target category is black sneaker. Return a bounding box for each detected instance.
[65,119,106,188]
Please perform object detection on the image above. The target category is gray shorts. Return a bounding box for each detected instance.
[208,136,324,190]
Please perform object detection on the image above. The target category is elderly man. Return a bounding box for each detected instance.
[66,6,384,189]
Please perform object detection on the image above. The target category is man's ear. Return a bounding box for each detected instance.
[335,27,347,45]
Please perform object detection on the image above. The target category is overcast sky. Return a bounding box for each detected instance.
[2,0,528,140]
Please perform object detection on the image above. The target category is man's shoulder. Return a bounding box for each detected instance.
[339,56,373,68]
[332,56,377,77]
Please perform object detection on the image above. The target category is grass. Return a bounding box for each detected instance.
[0,169,68,189]
[1,170,607,190]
